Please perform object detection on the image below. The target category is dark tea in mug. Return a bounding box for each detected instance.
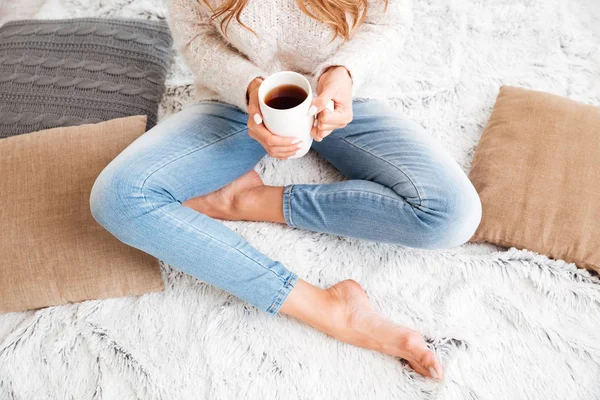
[264,84,308,110]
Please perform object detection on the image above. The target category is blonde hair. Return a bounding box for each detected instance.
[199,0,388,41]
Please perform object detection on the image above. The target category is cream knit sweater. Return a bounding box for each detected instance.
[167,0,413,112]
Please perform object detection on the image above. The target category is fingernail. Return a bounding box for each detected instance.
[308,105,318,117]
[296,146,301,150]
[291,139,301,144]
[253,114,262,125]
[429,367,439,380]
[313,119,318,127]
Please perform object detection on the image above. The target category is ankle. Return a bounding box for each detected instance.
[232,186,286,224]
[230,186,256,220]
[280,280,345,332]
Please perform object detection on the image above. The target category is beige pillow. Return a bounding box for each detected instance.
[469,86,600,272]
[0,116,164,313]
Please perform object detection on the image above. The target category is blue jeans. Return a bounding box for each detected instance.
[90,100,481,315]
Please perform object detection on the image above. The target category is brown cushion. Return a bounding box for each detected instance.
[469,86,600,272]
[0,116,164,313]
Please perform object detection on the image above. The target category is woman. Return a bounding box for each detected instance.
[90,0,482,380]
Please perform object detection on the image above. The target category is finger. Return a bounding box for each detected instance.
[269,149,300,159]
[247,111,262,133]
[318,107,351,126]
[269,144,302,153]
[249,124,300,146]
[308,93,335,117]
[318,129,333,140]
[318,122,343,131]
[247,97,262,118]
[265,133,303,147]
[310,125,322,142]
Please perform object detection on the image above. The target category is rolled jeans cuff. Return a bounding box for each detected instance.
[265,272,299,315]
[283,185,296,228]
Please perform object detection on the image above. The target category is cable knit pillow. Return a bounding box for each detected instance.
[469,86,600,272]
[0,18,171,138]
[0,116,164,313]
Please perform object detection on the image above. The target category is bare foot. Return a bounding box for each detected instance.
[325,280,444,380]
[183,170,264,220]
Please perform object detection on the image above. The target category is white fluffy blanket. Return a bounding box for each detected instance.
[1,0,600,399]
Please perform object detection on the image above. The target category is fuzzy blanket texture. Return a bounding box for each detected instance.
[1,0,600,399]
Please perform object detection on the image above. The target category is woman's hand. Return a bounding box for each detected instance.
[246,77,303,160]
[309,66,353,142]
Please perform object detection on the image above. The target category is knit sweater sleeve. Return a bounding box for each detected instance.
[315,0,413,95]
[167,0,267,111]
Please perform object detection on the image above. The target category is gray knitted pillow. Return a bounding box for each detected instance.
[0,18,172,138]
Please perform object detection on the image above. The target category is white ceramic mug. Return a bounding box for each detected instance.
[258,71,332,159]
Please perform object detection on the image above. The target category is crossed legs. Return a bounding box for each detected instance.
[91,100,481,380]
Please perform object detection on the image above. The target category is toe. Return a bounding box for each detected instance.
[419,350,444,380]
[407,360,430,378]
[406,347,443,380]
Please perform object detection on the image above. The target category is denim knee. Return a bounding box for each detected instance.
[413,179,482,250]
[89,159,148,246]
